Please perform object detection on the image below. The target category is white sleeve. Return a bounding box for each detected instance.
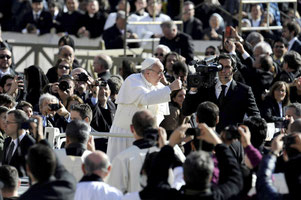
[122,192,141,200]
[106,156,129,193]
[171,166,185,190]
[137,86,171,105]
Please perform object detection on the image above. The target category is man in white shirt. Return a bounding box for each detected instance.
[107,57,181,160]
[107,110,160,193]
[137,0,171,40]
[75,151,122,200]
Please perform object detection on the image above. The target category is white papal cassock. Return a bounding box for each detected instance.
[107,73,171,160]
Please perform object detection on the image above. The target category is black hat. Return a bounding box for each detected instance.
[32,0,43,3]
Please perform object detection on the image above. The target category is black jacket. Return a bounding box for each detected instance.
[139,144,243,200]
[103,24,140,49]
[260,95,285,123]
[183,17,203,40]
[19,140,76,200]
[77,12,107,38]
[2,133,35,177]
[19,9,53,35]
[160,32,194,64]
[183,80,260,132]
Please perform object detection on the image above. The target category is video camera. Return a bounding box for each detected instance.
[187,56,222,88]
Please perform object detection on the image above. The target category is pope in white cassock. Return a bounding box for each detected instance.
[107,57,182,160]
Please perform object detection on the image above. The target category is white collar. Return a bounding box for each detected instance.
[12,131,26,145]
[141,73,153,88]
[216,79,232,88]
[288,37,298,50]
[33,10,42,16]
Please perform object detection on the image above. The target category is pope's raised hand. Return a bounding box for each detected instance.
[169,78,182,91]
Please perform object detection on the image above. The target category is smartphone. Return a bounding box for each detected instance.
[225,26,232,38]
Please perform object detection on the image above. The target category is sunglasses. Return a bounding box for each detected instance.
[154,53,164,57]
[274,45,285,49]
[58,65,70,70]
[205,51,215,56]
[0,54,11,59]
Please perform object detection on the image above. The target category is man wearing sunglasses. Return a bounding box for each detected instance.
[0,47,17,79]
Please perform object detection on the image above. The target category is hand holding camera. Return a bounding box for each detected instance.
[198,123,222,146]
[238,125,251,148]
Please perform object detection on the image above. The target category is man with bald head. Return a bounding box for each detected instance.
[58,45,80,69]
[107,57,181,160]
[93,54,113,81]
[75,151,122,200]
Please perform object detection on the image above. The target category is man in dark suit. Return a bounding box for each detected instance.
[76,0,107,38]
[282,21,301,55]
[160,20,194,64]
[2,110,35,177]
[182,53,260,132]
[18,0,53,35]
[88,80,116,152]
[103,11,140,49]
[19,143,76,200]
[55,0,83,35]
[182,1,203,40]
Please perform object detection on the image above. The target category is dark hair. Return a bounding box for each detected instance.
[183,151,214,190]
[16,101,33,110]
[0,165,19,193]
[0,105,9,115]
[0,74,14,88]
[243,116,267,149]
[66,120,90,144]
[172,61,188,76]
[163,52,180,68]
[27,144,56,182]
[58,35,75,50]
[70,103,92,123]
[170,88,185,108]
[7,109,29,124]
[284,21,301,37]
[55,58,72,74]
[24,65,49,106]
[283,51,301,71]
[273,37,289,48]
[132,110,156,137]
[121,60,137,80]
[268,81,290,106]
[285,103,301,118]
[66,95,84,111]
[107,75,123,96]
[218,53,237,70]
[196,101,219,127]
[259,55,273,71]
[0,94,16,108]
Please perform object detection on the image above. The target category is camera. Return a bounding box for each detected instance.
[21,118,38,129]
[185,128,201,137]
[77,73,89,82]
[58,81,70,91]
[275,119,290,129]
[94,80,108,87]
[49,103,60,111]
[187,56,222,88]
[223,125,241,140]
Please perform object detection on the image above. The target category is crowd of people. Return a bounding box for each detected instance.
[0,0,300,199]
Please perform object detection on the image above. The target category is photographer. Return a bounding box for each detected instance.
[183,53,260,132]
[256,132,301,199]
[71,68,94,103]
[38,93,69,132]
[135,123,242,200]
[0,74,25,102]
